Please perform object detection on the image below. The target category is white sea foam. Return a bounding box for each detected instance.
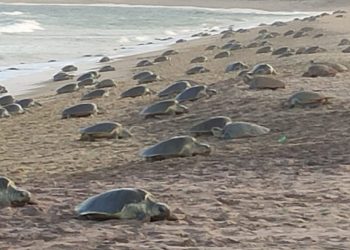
[0,11,23,15]
[0,19,44,34]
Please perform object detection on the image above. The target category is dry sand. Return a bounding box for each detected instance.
[1,2,350,250]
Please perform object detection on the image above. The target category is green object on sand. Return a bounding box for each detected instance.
[278,135,287,143]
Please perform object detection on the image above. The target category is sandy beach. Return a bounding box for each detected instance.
[1,1,350,249]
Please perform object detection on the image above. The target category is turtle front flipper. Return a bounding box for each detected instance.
[118,128,133,139]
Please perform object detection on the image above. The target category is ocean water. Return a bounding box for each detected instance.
[0,3,320,95]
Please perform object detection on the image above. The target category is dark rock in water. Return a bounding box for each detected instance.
[48,59,56,62]
[6,67,19,70]
[176,39,187,43]
[83,54,92,57]
[0,85,7,94]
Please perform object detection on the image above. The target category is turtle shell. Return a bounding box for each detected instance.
[77,71,99,82]
[0,95,15,106]
[220,122,270,139]
[190,116,232,135]
[95,79,116,88]
[287,91,327,105]
[140,136,195,158]
[4,103,24,115]
[136,60,153,67]
[190,56,207,64]
[15,98,36,108]
[138,74,159,84]
[158,81,191,97]
[80,122,121,136]
[75,188,149,217]
[62,103,98,118]
[81,89,108,100]
[225,62,249,72]
[247,76,285,90]
[140,100,177,116]
[56,83,79,94]
[249,63,276,75]
[121,86,149,98]
[186,66,209,75]
[133,71,154,80]
[175,85,206,103]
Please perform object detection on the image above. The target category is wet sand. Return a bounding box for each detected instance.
[1,4,350,250]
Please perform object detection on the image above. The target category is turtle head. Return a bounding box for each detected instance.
[206,88,217,97]
[175,104,189,114]
[211,127,224,138]
[8,184,33,207]
[194,142,211,156]
[149,202,178,222]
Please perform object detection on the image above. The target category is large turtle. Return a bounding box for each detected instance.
[78,78,96,88]
[120,85,154,98]
[0,176,34,208]
[15,98,42,108]
[189,116,232,136]
[136,60,154,67]
[95,79,117,88]
[158,80,191,98]
[284,91,332,108]
[79,122,132,141]
[175,85,217,103]
[81,89,109,101]
[302,64,337,77]
[138,74,160,84]
[3,103,25,115]
[140,136,211,161]
[212,122,270,139]
[75,188,177,221]
[0,95,15,106]
[140,100,188,119]
[133,71,154,80]
[243,75,285,90]
[249,63,277,75]
[0,108,10,118]
[56,83,79,94]
[62,103,99,119]
[77,71,100,82]
[186,66,210,75]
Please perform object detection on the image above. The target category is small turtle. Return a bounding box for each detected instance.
[338,38,350,46]
[4,103,25,115]
[78,78,96,88]
[310,61,348,72]
[154,56,170,63]
[225,62,249,72]
[284,91,332,108]
[79,122,132,141]
[176,39,186,43]
[0,85,7,94]
[133,71,154,80]
[62,65,78,72]
[214,51,230,59]
[62,103,99,119]
[81,89,109,101]
[140,100,188,119]
[120,85,154,98]
[243,75,285,90]
[256,46,273,54]
[162,50,178,56]
[0,108,10,118]
[99,56,110,63]
[95,79,117,88]
[53,72,74,81]
[140,136,211,161]
[138,74,160,84]
[189,116,232,136]
[342,46,350,53]
[175,85,217,103]
[190,56,208,64]
[212,122,270,139]
[0,177,34,208]
[75,188,177,221]
[0,95,15,106]
[158,80,192,98]
[293,31,307,38]
[15,98,42,108]
[205,45,218,51]
[99,65,116,72]
[302,64,337,77]
[56,83,79,94]
[249,63,277,75]
[136,60,154,67]
[77,71,100,82]
[272,47,292,55]
[284,30,295,36]
[186,66,210,75]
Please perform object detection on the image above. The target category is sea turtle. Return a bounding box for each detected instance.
[284,91,332,108]
[120,85,154,98]
[205,45,218,51]
[162,50,178,56]
[0,95,15,106]
[309,61,348,72]
[136,60,154,67]
[81,89,109,101]
[140,100,188,119]
[0,108,10,118]
[154,56,170,63]
[284,30,295,36]
[0,85,7,94]
[212,121,270,139]
[0,176,34,208]
[99,56,110,63]
[62,65,78,72]
[175,85,217,103]
[249,63,277,75]
[338,38,350,46]
[189,116,232,136]
[138,74,160,84]
[79,122,132,141]
[77,71,100,82]
[302,46,327,54]
[140,136,211,161]
[272,47,293,55]
[190,56,208,64]
[15,98,42,108]
[243,75,285,90]
[186,66,210,75]
[75,188,177,221]
[342,46,350,53]
[158,80,192,98]
[133,71,154,80]
[99,65,116,72]
[53,72,74,82]
[3,103,25,115]
[62,103,99,119]
[56,83,79,94]
[225,62,249,72]
[78,78,96,88]
[214,51,230,59]
[95,79,117,88]
[256,46,273,54]
[302,64,337,77]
